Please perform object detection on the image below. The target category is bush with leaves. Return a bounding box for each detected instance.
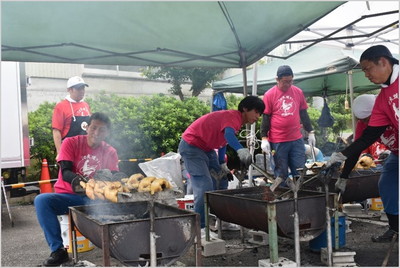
[86,93,209,159]
[27,92,351,177]
[27,101,57,179]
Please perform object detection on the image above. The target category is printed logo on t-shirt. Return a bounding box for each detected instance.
[388,92,399,122]
[76,107,89,116]
[277,96,297,117]
[78,154,101,177]
[81,121,88,131]
[381,126,397,151]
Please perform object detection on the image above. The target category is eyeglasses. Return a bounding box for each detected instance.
[279,79,293,85]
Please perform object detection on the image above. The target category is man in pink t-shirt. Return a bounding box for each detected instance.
[179,96,265,229]
[260,65,315,184]
[52,76,91,160]
[328,45,399,243]
[35,113,119,266]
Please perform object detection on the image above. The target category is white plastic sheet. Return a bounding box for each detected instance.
[138,152,183,191]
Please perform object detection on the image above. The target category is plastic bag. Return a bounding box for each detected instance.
[317,98,334,128]
[212,92,227,111]
[138,152,183,191]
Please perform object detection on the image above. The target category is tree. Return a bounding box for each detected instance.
[142,66,225,100]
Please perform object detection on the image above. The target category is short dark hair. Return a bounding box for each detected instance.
[277,65,293,78]
[88,112,111,129]
[238,96,265,114]
[360,45,399,65]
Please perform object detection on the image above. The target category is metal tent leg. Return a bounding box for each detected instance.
[267,203,278,263]
[1,179,14,227]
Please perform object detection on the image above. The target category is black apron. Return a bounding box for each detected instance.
[64,115,90,139]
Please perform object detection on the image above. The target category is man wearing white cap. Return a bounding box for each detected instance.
[52,76,91,159]
[328,45,399,243]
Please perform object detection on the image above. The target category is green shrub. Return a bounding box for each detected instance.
[86,93,209,159]
[27,101,57,180]
[28,101,57,164]
[27,92,351,176]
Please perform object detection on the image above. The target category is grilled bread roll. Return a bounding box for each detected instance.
[150,178,172,194]
[355,155,376,169]
[93,181,106,200]
[79,181,87,189]
[125,173,144,190]
[104,185,119,203]
[85,179,96,200]
[138,177,156,192]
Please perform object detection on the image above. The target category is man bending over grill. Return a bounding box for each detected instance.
[34,112,119,266]
[178,96,265,233]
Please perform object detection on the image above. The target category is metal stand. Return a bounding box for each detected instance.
[324,181,333,267]
[70,212,78,264]
[149,199,158,267]
[194,213,202,267]
[317,163,341,267]
[1,179,14,227]
[267,203,279,264]
[285,170,306,266]
[233,166,248,244]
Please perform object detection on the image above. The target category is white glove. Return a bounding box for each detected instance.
[261,139,271,153]
[335,177,348,194]
[326,152,347,167]
[237,148,252,168]
[308,132,316,147]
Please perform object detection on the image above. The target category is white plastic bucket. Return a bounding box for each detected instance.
[59,214,94,253]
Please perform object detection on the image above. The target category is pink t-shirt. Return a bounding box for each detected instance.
[355,120,394,159]
[263,85,308,143]
[52,99,91,138]
[368,77,399,155]
[54,135,119,194]
[182,110,242,152]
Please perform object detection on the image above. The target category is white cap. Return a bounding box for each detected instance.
[353,94,376,119]
[67,76,88,88]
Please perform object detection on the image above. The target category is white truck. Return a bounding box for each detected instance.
[1,61,31,197]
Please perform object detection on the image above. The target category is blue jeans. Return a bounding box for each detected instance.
[379,153,398,215]
[34,193,90,252]
[178,139,227,228]
[270,138,306,179]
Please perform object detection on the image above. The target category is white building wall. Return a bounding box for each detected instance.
[25,63,213,112]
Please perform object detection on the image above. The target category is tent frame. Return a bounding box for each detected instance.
[268,10,398,60]
[231,10,398,164]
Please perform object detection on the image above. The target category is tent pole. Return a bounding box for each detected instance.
[247,62,258,185]
[348,70,356,139]
[240,50,248,96]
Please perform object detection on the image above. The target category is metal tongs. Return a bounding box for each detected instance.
[71,174,90,195]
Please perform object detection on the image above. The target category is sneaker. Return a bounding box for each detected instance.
[43,248,69,266]
[371,228,398,243]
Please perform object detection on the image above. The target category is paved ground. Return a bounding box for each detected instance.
[1,197,399,267]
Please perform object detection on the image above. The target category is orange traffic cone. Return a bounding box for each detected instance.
[39,159,53,193]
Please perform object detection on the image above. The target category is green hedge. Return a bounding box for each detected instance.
[86,93,210,159]
[27,93,351,177]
